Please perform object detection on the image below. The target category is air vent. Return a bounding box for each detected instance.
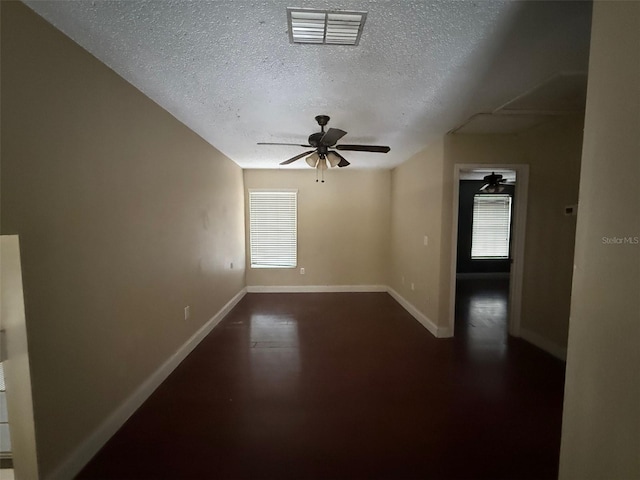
[287,8,367,45]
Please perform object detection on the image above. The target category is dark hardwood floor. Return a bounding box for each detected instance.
[77,283,566,479]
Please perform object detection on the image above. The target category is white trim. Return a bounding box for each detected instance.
[387,288,452,338]
[449,164,529,338]
[449,169,462,334]
[1,236,39,480]
[45,283,556,480]
[506,165,529,337]
[520,328,567,361]
[47,288,247,480]
[246,285,387,293]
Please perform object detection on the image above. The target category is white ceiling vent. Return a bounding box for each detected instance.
[287,8,367,45]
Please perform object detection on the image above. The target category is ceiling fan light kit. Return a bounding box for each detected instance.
[326,151,341,168]
[483,184,505,193]
[258,115,390,182]
[305,152,319,168]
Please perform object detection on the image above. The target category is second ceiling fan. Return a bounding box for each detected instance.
[479,172,515,193]
[258,115,390,181]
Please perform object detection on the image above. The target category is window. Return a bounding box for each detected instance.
[249,190,297,268]
[471,194,512,259]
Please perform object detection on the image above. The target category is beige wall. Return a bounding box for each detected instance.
[244,169,390,287]
[440,116,583,349]
[389,139,444,325]
[0,3,245,477]
[517,117,583,348]
[560,2,640,478]
[5,1,634,478]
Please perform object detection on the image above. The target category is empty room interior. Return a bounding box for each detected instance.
[0,1,638,479]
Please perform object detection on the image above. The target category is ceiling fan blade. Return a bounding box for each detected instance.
[279,150,316,165]
[335,144,390,153]
[320,128,347,146]
[479,183,489,191]
[258,142,312,147]
[330,151,350,167]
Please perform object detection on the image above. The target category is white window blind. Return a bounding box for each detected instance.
[471,194,512,259]
[249,190,297,268]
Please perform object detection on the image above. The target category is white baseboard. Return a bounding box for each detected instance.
[519,327,567,361]
[48,288,247,480]
[386,288,451,338]
[48,285,459,479]
[246,285,387,293]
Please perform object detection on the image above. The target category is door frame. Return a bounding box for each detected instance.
[1,235,39,479]
[448,164,530,337]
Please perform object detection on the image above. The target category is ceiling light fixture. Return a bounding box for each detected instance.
[287,8,367,46]
[326,151,341,168]
[305,152,320,168]
[306,152,342,183]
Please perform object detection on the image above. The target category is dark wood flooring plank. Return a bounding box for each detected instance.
[77,287,565,479]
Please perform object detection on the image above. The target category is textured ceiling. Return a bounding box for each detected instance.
[23,1,592,169]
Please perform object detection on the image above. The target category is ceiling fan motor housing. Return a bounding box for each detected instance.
[309,115,331,147]
[484,172,504,183]
[308,132,324,147]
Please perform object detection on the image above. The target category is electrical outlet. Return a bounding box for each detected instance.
[424,235,429,246]
[564,205,578,216]
[230,262,234,269]
[401,276,405,285]
[300,267,305,275]
[184,306,190,320]
[411,283,415,291]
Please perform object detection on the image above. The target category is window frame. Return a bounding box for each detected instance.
[471,193,513,260]
[248,189,298,269]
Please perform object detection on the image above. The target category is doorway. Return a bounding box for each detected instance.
[0,236,39,480]
[448,164,529,339]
